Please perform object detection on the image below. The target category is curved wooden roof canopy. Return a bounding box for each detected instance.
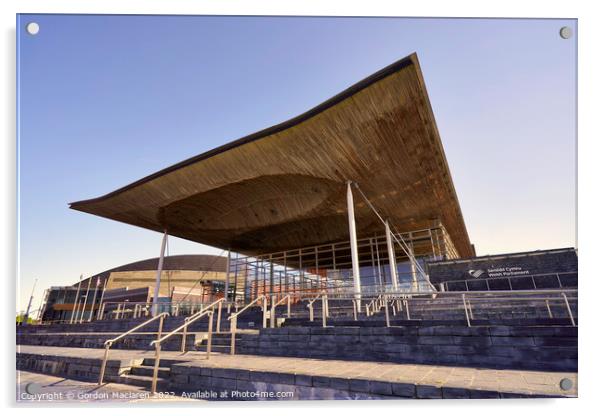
[70,53,473,258]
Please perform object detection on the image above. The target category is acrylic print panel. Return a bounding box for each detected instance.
[16,14,577,403]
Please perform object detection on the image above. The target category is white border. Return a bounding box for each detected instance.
[3,0,601,413]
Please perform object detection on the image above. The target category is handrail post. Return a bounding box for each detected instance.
[467,300,474,320]
[262,296,267,328]
[206,311,214,359]
[405,299,411,320]
[181,319,188,353]
[561,293,576,326]
[384,295,390,327]
[352,300,357,321]
[98,342,111,385]
[270,295,276,328]
[321,294,327,327]
[545,299,553,318]
[216,301,222,333]
[151,342,161,395]
[157,314,165,344]
[98,302,105,320]
[230,315,237,355]
[462,294,471,327]
[287,295,291,318]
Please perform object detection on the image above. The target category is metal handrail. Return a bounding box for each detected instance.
[97,312,169,386]
[306,292,324,322]
[148,299,223,394]
[184,298,223,323]
[235,287,577,301]
[155,298,224,353]
[295,289,577,328]
[227,295,266,322]
[227,295,267,355]
[270,295,291,328]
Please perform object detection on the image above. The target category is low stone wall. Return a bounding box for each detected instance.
[17,351,137,381]
[237,325,577,372]
[168,363,546,400]
[16,333,195,351]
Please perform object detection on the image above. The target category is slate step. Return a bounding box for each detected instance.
[195,345,231,352]
[111,374,169,391]
[141,357,187,367]
[202,334,242,345]
[130,365,171,379]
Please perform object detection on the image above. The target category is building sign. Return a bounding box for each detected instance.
[426,248,577,290]
[468,266,530,279]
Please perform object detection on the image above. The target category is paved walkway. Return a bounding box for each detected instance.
[17,345,577,398]
[17,370,197,403]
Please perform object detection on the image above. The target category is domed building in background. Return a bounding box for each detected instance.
[39,254,227,322]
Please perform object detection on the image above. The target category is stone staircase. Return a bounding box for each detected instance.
[109,358,183,392]
[194,332,245,353]
[235,322,577,372]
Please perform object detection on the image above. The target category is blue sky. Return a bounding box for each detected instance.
[17,15,576,312]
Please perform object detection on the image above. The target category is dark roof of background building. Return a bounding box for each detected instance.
[73,254,227,288]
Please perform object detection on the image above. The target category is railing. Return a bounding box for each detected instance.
[305,292,329,327]
[358,289,577,327]
[227,295,267,355]
[97,300,222,321]
[98,312,169,386]
[148,298,225,394]
[269,294,291,328]
[306,292,323,322]
[286,288,578,328]
[457,290,577,327]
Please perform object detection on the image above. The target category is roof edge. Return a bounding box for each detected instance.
[69,53,418,208]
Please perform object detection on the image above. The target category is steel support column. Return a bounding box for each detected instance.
[409,245,418,291]
[224,249,231,302]
[23,278,37,326]
[70,275,83,324]
[152,231,168,316]
[96,283,106,320]
[80,277,92,323]
[385,220,399,291]
[346,181,362,305]
[88,278,100,322]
